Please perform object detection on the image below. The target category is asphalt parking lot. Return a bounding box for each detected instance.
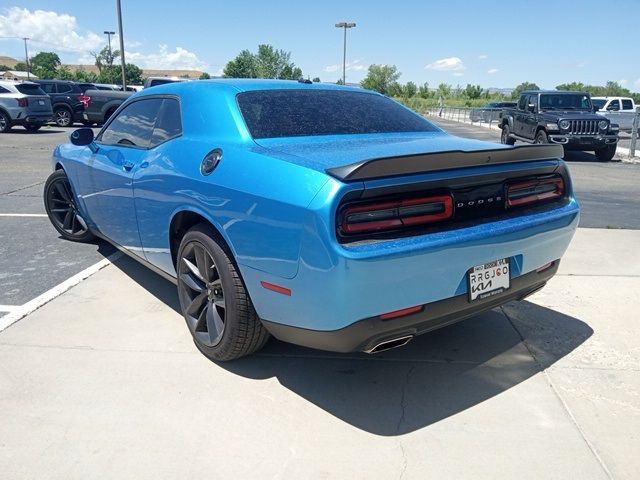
[1,123,639,478]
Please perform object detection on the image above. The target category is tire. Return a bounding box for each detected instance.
[535,130,549,144]
[24,124,41,132]
[501,124,515,145]
[0,110,12,133]
[176,224,270,361]
[595,144,616,162]
[54,107,73,127]
[44,170,95,242]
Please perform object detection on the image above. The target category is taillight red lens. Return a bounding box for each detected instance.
[506,176,564,208]
[17,98,28,107]
[78,95,91,108]
[341,194,453,235]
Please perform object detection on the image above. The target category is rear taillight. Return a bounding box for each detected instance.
[17,98,28,107]
[506,176,564,208]
[340,194,453,235]
[78,95,91,108]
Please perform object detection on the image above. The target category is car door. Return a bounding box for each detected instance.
[78,97,163,253]
[514,95,528,137]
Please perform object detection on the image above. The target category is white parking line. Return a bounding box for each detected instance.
[0,214,48,217]
[0,252,123,333]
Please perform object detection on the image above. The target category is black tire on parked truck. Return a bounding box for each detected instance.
[535,130,549,144]
[54,106,73,127]
[595,144,616,162]
[500,124,515,145]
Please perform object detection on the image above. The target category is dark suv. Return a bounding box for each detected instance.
[500,90,619,161]
[33,80,87,127]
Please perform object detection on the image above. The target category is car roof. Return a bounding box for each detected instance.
[521,90,589,95]
[136,78,367,96]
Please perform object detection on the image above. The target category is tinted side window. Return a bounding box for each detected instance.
[150,98,182,146]
[56,83,72,94]
[622,99,633,110]
[16,84,46,95]
[607,100,620,111]
[0,86,11,94]
[517,95,527,110]
[41,83,55,94]
[99,98,163,148]
[528,94,537,110]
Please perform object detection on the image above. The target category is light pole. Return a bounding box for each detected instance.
[103,30,115,63]
[116,0,127,90]
[334,22,356,85]
[22,37,30,79]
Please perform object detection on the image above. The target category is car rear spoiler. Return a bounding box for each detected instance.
[325,144,564,182]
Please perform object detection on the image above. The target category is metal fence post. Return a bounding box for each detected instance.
[630,106,639,158]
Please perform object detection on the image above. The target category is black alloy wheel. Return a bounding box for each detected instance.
[54,107,72,127]
[0,111,11,133]
[44,170,95,242]
[176,224,270,361]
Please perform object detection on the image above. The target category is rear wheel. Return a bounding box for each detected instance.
[24,124,41,132]
[54,107,72,127]
[176,224,270,361]
[44,170,95,242]
[595,144,616,162]
[535,130,549,144]
[501,124,515,145]
[0,111,11,133]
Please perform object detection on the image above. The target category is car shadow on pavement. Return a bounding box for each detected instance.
[5,128,65,135]
[109,254,593,436]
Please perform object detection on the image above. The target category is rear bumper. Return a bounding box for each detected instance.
[262,261,558,353]
[11,112,53,125]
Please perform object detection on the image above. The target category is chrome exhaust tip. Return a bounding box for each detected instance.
[364,335,413,354]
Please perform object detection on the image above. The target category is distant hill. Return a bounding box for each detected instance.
[0,56,204,80]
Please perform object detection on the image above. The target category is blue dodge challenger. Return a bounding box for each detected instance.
[44,79,579,360]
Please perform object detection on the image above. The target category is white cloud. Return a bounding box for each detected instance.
[323,59,366,73]
[487,68,499,74]
[126,44,207,70]
[478,54,488,60]
[425,57,465,72]
[0,7,102,53]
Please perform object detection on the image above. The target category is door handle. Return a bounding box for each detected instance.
[123,161,135,172]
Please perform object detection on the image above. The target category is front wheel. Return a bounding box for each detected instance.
[501,125,515,145]
[176,224,270,361]
[44,170,95,242]
[535,130,549,144]
[595,144,616,162]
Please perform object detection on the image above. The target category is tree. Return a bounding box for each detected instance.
[361,64,401,95]
[312,77,321,83]
[405,81,417,98]
[125,64,143,85]
[91,45,121,83]
[556,81,586,92]
[199,72,211,80]
[437,83,452,98]
[464,84,483,99]
[0,64,12,71]
[512,82,540,99]
[30,52,61,79]
[14,62,29,72]
[56,66,74,80]
[418,82,430,99]
[223,44,303,80]
[388,82,404,98]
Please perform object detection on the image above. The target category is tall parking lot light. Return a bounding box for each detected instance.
[335,22,356,85]
[116,0,127,90]
[103,30,116,62]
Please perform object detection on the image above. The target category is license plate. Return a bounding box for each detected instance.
[468,258,510,302]
[38,100,45,105]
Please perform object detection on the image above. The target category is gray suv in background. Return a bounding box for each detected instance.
[0,80,53,133]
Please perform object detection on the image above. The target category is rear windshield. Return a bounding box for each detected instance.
[15,84,46,95]
[237,90,438,139]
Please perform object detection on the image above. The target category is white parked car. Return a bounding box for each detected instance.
[591,97,637,131]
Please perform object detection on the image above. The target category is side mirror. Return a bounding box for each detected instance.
[527,103,536,113]
[70,128,94,146]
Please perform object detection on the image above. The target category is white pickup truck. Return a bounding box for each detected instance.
[592,97,638,131]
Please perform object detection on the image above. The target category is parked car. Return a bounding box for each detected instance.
[500,90,619,161]
[0,80,53,133]
[76,82,117,93]
[44,80,579,361]
[81,88,133,125]
[143,76,188,88]
[32,79,87,127]
[469,101,517,122]
[592,96,637,131]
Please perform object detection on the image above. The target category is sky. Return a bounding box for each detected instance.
[1,0,639,91]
